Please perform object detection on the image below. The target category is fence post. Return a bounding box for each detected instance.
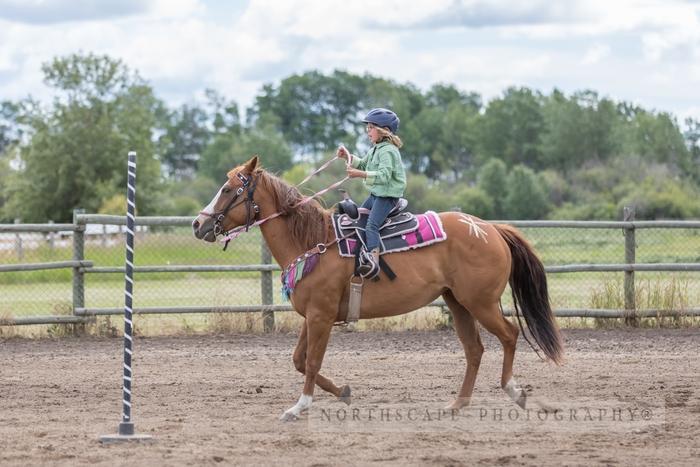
[72,209,86,328]
[102,224,108,247]
[14,218,23,261]
[261,241,275,332]
[47,220,55,251]
[623,206,637,326]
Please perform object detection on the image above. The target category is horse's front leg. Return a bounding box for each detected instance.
[281,313,334,421]
[293,321,351,402]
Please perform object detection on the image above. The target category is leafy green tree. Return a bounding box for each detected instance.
[580,92,621,161]
[281,163,313,185]
[401,100,479,179]
[362,75,425,131]
[199,126,293,182]
[477,158,508,217]
[157,103,211,180]
[403,84,482,179]
[540,90,620,171]
[98,194,128,215]
[249,70,367,158]
[206,89,241,135]
[425,83,481,112]
[452,186,495,219]
[624,111,692,174]
[157,90,241,180]
[249,70,428,163]
[401,106,443,175]
[0,102,21,222]
[0,152,11,222]
[548,199,617,220]
[504,164,550,219]
[157,175,221,216]
[421,181,458,212]
[403,173,440,213]
[0,101,21,155]
[617,177,700,219]
[539,169,571,207]
[436,103,480,180]
[684,118,700,181]
[478,87,544,168]
[551,154,694,220]
[2,53,162,222]
[399,174,466,213]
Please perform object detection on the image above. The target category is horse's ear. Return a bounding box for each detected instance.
[244,155,259,173]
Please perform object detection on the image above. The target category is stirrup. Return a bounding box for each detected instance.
[357,249,380,279]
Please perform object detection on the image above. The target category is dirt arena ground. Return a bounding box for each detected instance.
[1,328,699,466]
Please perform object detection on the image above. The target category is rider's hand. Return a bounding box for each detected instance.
[336,145,350,160]
[346,167,366,179]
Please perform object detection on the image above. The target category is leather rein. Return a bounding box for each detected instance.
[202,155,350,254]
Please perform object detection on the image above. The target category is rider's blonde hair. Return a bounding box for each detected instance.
[376,126,403,148]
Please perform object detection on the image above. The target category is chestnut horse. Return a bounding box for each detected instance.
[192,156,563,421]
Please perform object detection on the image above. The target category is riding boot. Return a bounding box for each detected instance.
[357,248,380,279]
[370,248,380,266]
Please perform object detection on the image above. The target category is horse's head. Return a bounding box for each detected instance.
[192,156,262,242]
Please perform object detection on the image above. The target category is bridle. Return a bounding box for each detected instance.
[211,155,350,250]
[200,172,260,245]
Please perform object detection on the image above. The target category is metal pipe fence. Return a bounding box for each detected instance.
[2,213,699,328]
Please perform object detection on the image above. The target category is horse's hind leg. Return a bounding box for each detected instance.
[292,321,351,404]
[467,300,527,408]
[443,291,484,410]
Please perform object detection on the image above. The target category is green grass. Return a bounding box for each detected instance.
[4,227,697,284]
[1,226,699,335]
[0,228,267,284]
[3,270,698,316]
[521,227,700,264]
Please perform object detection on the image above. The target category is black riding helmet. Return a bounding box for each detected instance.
[362,108,400,134]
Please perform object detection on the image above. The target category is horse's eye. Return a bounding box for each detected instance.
[222,187,231,194]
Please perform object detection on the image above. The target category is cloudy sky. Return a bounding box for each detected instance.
[1,0,699,123]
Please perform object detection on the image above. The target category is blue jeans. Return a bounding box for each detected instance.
[361,194,398,251]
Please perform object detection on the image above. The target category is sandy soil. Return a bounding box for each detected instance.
[1,328,699,466]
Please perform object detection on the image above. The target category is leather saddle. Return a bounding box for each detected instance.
[332,195,448,281]
[333,197,416,254]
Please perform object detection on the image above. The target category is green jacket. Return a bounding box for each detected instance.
[350,141,407,198]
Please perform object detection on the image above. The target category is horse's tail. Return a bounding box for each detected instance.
[494,224,564,365]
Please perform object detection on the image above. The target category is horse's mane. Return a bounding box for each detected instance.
[229,167,331,251]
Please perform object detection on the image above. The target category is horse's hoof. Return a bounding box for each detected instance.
[280,411,299,422]
[339,385,352,405]
[504,378,527,409]
[443,397,470,411]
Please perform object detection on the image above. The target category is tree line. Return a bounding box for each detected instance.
[1,53,698,223]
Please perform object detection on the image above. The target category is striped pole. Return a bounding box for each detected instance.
[120,151,137,433]
[100,152,152,443]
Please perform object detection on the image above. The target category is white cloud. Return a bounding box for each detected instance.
[582,44,611,65]
[0,0,149,24]
[410,0,590,29]
[148,0,203,19]
[0,0,698,122]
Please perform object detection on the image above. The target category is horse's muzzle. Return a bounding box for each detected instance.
[192,217,217,242]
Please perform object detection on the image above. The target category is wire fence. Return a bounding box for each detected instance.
[1,214,699,328]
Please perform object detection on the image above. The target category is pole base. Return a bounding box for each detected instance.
[99,422,154,444]
[99,433,154,444]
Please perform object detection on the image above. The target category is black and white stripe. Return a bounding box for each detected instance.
[122,151,136,429]
[99,152,153,442]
